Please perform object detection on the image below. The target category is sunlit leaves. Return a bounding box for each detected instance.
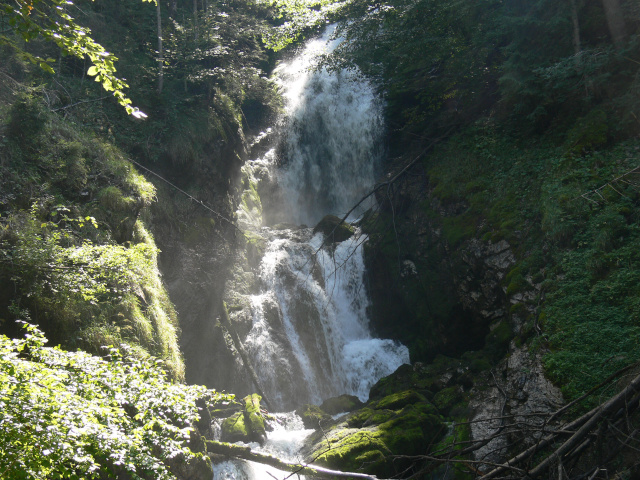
[0,0,145,114]
[262,0,349,51]
[0,322,229,479]
[2,208,154,303]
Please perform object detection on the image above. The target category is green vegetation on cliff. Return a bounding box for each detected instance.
[0,94,185,379]
[339,0,640,405]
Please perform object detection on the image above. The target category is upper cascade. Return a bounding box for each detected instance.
[273,25,384,226]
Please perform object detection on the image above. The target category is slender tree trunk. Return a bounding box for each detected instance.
[601,0,626,47]
[568,0,590,96]
[568,0,581,57]
[157,0,164,94]
[193,0,198,41]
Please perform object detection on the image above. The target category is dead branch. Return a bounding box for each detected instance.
[207,441,381,479]
[526,371,640,478]
[580,165,640,204]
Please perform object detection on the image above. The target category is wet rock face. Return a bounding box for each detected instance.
[320,394,364,415]
[313,214,355,243]
[456,238,516,321]
[363,162,524,363]
[468,343,564,463]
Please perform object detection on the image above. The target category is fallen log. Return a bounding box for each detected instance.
[206,440,381,479]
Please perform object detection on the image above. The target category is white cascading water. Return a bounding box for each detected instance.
[213,25,409,479]
[274,24,384,225]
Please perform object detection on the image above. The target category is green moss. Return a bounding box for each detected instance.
[347,408,396,428]
[98,186,134,212]
[510,302,527,315]
[221,412,248,442]
[347,408,375,428]
[313,215,355,243]
[314,429,390,474]
[374,390,427,410]
[243,231,266,267]
[505,265,528,296]
[296,404,332,429]
[314,401,445,477]
[379,403,445,449]
[433,386,463,414]
[461,351,493,373]
[241,181,262,219]
[440,212,477,247]
[244,394,266,443]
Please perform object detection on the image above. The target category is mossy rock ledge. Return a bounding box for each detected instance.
[313,215,355,243]
[220,394,267,445]
[296,404,333,429]
[301,389,445,478]
[321,394,364,415]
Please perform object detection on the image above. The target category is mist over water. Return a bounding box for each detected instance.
[274,25,384,225]
[215,25,409,479]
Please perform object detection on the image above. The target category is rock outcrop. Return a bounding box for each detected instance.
[301,389,445,478]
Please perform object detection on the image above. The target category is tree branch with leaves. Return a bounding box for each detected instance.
[1,0,151,115]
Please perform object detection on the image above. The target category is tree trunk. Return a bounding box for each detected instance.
[206,441,380,479]
[601,0,626,47]
[156,0,164,94]
[568,0,581,57]
[193,0,198,41]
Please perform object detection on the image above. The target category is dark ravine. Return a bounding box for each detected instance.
[3,0,640,478]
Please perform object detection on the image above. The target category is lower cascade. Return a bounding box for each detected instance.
[215,26,409,478]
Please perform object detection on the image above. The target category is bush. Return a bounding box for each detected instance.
[0,322,229,479]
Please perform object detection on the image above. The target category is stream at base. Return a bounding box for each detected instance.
[212,413,314,480]
[213,25,410,479]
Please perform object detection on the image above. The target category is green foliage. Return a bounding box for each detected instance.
[0,94,183,379]
[263,0,348,51]
[0,322,230,479]
[424,122,640,402]
[0,0,153,114]
[326,0,640,147]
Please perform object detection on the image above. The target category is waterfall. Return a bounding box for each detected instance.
[215,25,409,479]
[273,25,384,225]
[244,228,408,410]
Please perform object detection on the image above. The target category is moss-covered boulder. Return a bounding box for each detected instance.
[221,412,248,443]
[220,394,266,445]
[433,386,465,415]
[244,394,267,444]
[313,215,355,243]
[369,356,468,401]
[373,389,427,410]
[303,389,445,478]
[296,404,332,429]
[320,394,364,415]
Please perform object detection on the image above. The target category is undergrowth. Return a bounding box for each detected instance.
[425,122,640,402]
[0,94,185,380]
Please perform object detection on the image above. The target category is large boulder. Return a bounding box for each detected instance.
[320,394,364,415]
[295,404,332,429]
[302,389,445,478]
[313,215,355,243]
[220,394,267,445]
